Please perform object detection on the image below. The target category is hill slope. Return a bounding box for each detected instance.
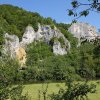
[0,4,100,82]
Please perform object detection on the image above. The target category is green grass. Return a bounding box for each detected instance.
[23,81,100,100]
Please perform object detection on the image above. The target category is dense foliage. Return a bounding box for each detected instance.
[0,56,28,100]
[50,77,96,100]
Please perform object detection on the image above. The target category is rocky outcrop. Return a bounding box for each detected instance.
[15,47,26,67]
[3,33,26,67]
[3,33,19,58]
[3,24,70,66]
[20,25,35,48]
[68,22,98,46]
[21,24,70,55]
[53,41,67,55]
[3,22,99,66]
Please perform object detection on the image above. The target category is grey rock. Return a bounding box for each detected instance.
[3,33,19,58]
[53,41,67,55]
[21,23,70,55]
[36,24,70,55]
[68,22,98,46]
[21,25,35,46]
[3,33,27,67]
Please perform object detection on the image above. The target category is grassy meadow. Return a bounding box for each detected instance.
[23,81,100,100]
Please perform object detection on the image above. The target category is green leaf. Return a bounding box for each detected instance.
[68,10,74,16]
[71,1,79,8]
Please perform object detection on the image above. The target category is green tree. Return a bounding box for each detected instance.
[26,42,53,66]
[50,77,96,100]
[0,56,28,99]
[78,43,96,80]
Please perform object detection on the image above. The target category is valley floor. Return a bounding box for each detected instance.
[23,81,100,100]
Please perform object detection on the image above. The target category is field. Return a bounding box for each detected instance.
[23,81,100,100]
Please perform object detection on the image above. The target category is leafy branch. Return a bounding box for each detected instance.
[68,0,100,20]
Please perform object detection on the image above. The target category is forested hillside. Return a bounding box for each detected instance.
[0,4,100,85]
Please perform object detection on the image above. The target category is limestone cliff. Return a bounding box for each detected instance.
[4,22,99,66]
[3,33,20,58]
[68,22,98,46]
[3,24,70,66]
[3,33,26,67]
[20,25,35,47]
[53,41,67,55]
[21,24,70,55]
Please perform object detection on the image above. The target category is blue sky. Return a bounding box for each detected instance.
[0,0,100,30]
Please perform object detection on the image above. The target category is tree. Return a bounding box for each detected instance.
[68,0,100,19]
[0,56,28,99]
[50,77,96,100]
[77,43,96,80]
[26,41,53,66]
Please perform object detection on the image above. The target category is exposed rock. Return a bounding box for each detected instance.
[3,33,26,67]
[51,29,70,55]
[3,23,71,67]
[21,23,70,55]
[34,24,55,43]
[21,25,35,47]
[3,33,19,58]
[36,24,70,55]
[53,41,67,55]
[35,23,44,40]
[15,47,26,67]
[3,22,100,66]
[68,22,98,46]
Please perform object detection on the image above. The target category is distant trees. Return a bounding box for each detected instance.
[67,0,100,79]
[93,45,100,78]
[76,42,96,80]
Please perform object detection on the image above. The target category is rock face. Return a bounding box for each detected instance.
[3,24,70,66]
[37,24,70,55]
[68,22,98,46]
[20,26,35,47]
[21,24,70,55]
[3,33,26,67]
[53,41,67,55]
[3,33,20,58]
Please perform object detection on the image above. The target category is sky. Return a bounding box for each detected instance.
[0,0,100,30]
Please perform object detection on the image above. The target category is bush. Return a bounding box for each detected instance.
[26,41,53,66]
[50,77,96,100]
[0,56,28,99]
